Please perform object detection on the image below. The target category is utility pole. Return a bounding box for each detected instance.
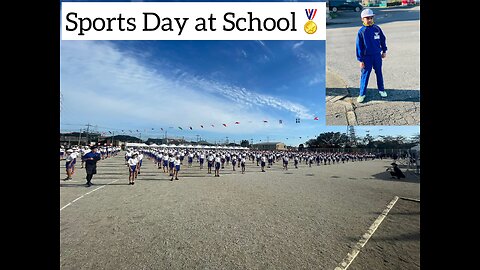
[78,128,82,146]
[196,134,199,142]
[85,123,92,146]
[226,136,229,145]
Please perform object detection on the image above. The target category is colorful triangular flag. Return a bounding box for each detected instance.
[235,122,240,124]
[223,123,227,127]
[314,116,319,120]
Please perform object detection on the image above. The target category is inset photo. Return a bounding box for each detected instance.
[325,1,420,125]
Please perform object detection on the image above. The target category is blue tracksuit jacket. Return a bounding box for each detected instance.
[356,24,387,62]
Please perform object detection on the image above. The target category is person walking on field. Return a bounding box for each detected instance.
[64,149,75,180]
[127,153,139,185]
[356,8,388,103]
[82,145,101,187]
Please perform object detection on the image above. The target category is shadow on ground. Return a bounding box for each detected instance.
[327,87,420,102]
[370,170,420,183]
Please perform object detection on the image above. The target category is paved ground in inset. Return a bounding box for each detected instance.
[326,6,420,125]
[60,153,420,269]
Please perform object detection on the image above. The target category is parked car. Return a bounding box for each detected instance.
[402,0,416,5]
[328,0,363,12]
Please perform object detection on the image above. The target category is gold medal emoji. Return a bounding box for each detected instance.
[304,20,317,34]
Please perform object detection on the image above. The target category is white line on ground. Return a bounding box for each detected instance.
[334,196,399,270]
[60,179,120,211]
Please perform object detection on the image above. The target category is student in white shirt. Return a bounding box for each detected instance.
[214,154,221,177]
[171,155,181,181]
[207,153,214,174]
[127,153,139,185]
[64,149,75,180]
[137,152,144,175]
[261,155,267,172]
[241,156,246,174]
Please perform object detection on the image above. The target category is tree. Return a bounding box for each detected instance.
[298,144,304,151]
[310,132,349,148]
[240,140,250,147]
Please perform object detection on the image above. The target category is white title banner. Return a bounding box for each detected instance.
[61,2,326,40]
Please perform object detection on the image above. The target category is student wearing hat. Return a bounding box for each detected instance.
[82,145,102,187]
[64,149,75,180]
[127,153,139,185]
[356,8,388,103]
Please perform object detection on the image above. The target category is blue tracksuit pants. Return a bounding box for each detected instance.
[359,53,384,96]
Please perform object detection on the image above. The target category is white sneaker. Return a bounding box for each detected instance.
[357,95,366,103]
[379,91,387,97]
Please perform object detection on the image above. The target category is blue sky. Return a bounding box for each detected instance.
[60,0,419,146]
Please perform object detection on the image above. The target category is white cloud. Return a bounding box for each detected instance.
[60,41,312,135]
[292,41,304,49]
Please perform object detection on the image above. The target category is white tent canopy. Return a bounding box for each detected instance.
[126,142,149,148]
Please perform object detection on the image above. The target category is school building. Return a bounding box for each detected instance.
[251,142,286,151]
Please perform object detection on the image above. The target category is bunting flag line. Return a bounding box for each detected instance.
[108,116,322,138]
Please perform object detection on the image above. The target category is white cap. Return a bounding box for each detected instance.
[361,9,375,18]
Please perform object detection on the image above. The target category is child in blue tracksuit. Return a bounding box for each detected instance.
[356,9,388,103]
